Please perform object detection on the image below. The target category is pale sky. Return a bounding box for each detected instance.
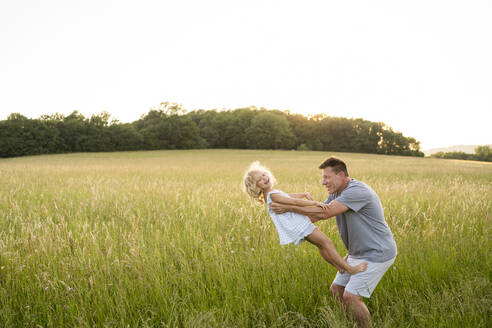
[1,0,491,150]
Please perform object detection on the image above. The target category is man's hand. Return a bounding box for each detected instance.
[270,202,288,214]
[338,254,349,274]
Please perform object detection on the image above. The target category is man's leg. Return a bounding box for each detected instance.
[343,291,371,328]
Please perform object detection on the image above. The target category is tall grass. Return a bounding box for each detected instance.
[0,150,490,327]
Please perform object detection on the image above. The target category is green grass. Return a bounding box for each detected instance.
[0,149,491,327]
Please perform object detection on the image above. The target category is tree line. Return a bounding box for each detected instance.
[0,102,424,158]
[430,146,492,162]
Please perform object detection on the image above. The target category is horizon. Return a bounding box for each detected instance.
[1,0,491,150]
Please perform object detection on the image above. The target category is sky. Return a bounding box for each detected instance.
[1,0,491,150]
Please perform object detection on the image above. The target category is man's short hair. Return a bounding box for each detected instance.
[318,157,349,177]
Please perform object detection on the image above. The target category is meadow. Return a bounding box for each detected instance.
[0,149,490,327]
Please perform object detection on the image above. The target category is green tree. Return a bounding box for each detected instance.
[0,113,30,157]
[223,108,257,149]
[286,113,313,149]
[191,110,221,148]
[38,113,66,153]
[430,151,472,160]
[84,112,113,152]
[352,120,382,153]
[475,145,492,162]
[315,117,355,152]
[135,103,206,150]
[109,124,144,151]
[0,106,425,157]
[245,112,295,149]
[59,111,88,152]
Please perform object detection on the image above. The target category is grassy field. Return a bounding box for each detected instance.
[0,149,491,327]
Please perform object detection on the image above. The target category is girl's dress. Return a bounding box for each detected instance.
[266,190,316,245]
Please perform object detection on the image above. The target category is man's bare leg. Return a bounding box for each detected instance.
[342,291,371,328]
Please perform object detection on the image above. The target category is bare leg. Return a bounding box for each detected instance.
[305,228,367,274]
[330,283,345,303]
[343,291,371,328]
[330,284,351,321]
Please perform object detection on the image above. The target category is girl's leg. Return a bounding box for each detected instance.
[305,228,367,275]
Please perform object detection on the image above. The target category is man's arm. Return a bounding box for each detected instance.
[270,200,349,220]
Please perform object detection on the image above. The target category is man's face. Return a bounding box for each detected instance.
[322,167,344,194]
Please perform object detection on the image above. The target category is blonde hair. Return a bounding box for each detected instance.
[242,161,276,204]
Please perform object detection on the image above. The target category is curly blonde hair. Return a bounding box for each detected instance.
[242,161,276,204]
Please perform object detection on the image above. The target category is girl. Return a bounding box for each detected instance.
[242,161,367,275]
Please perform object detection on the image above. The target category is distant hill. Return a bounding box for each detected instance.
[423,144,492,156]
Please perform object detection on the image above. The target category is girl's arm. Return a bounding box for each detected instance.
[288,192,313,200]
[270,200,349,220]
[288,193,306,199]
[270,193,322,207]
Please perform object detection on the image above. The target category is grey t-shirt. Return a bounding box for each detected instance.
[325,179,397,262]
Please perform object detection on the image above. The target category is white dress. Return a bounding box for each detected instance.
[266,190,316,245]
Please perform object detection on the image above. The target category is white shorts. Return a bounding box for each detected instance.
[332,256,396,298]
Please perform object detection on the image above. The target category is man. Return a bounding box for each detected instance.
[270,157,397,327]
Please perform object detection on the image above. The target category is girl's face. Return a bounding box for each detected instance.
[253,171,272,191]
